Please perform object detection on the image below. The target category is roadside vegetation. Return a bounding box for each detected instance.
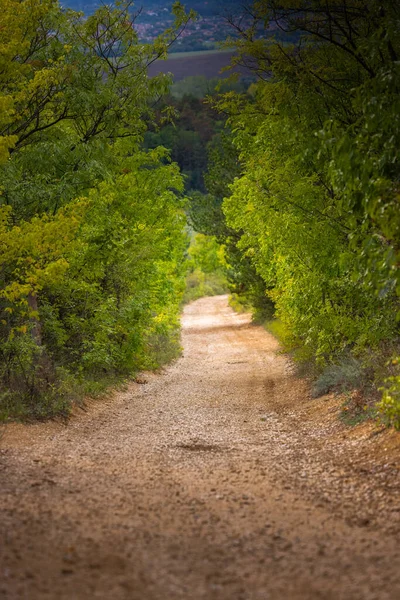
[1,0,399,430]
[0,0,192,420]
[180,1,400,429]
[214,1,400,428]
[184,233,228,303]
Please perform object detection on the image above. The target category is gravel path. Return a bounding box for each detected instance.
[1,295,399,600]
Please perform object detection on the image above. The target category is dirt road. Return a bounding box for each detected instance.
[1,295,399,600]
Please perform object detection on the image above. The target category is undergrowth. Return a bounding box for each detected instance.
[0,368,127,423]
[340,391,378,426]
[0,331,181,423]
[261,318,400,430]
[229,293,275,324]
[184,269,228,303]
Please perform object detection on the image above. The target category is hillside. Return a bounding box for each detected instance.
[63,1,242,16]
[62,0,247,52]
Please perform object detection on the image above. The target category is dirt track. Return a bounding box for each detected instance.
[1,295,399,600]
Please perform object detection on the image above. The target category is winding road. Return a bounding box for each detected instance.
[1,296,399,599]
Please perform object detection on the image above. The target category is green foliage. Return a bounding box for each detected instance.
[144,92,223,192]
[189,130,274,318]
[142,69,267,315]
[378,361,400,430]
[184,233,228,303]
[142,78,268,313]
[171,75,248,99]
[0,1,190,420]
[187,233,226,274]
[206,0,400,425]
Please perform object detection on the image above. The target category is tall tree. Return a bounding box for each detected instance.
[0,0,192,418]
[210,1,400,396]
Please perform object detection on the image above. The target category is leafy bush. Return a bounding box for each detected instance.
[207,1,400,423]
[184,233,229,303]
[184,269,228,303]
[378,365,400,430]
[0,1,191,421]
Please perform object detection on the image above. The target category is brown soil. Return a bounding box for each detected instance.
[1,295,399,600]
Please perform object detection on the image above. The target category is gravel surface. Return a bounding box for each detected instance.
[1,295,399,600]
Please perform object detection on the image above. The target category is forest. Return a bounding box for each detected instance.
[0,0,399,429]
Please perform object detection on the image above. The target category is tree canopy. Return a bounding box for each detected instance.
[202,0,400,425]
[0,0,192,418]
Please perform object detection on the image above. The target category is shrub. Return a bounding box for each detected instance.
[312,356,365,398]
[184,269,228,303]
[184,232,229,303]
[378,366,400,430]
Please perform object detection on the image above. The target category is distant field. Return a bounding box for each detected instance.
[148,50,251,81]
[167,49,233,59]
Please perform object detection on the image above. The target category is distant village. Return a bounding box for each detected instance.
[63,1,273,53]
[134,5,256,52]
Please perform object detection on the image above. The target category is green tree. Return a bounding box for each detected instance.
[0,0,193,419]
[210,1,400,369]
